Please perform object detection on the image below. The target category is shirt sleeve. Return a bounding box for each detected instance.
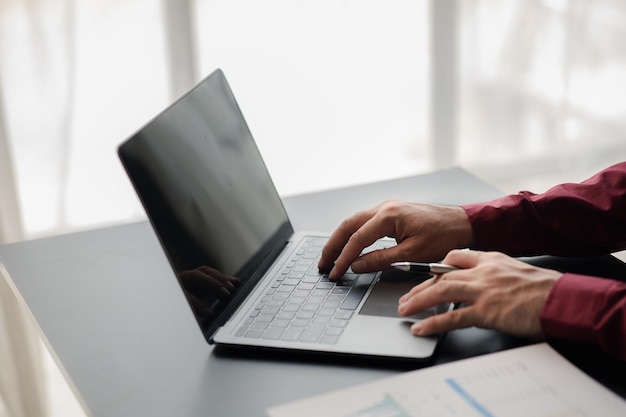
[541,273,626,360]
[461,162,626,360]
[461,161,626,256]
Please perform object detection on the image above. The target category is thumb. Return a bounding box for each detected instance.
[350,246,402,273]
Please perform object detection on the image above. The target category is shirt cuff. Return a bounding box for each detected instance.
[540,273,623,347]
[461,200,527,254]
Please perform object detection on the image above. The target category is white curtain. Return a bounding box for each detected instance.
[0,85,22,244]
[0,269,47,417]
[1,0,170,240]
[457,0,626,190]
[0,1,170,416]
[0,1,66,415]
[0,72,46,417]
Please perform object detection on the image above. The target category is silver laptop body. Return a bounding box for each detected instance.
[118,69,449,361]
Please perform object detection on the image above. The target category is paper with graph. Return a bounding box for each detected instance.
[267,343,626,417]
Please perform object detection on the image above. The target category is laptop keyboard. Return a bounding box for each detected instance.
[235,236,394,345]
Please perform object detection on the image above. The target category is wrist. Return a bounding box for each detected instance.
[444,205,474,249]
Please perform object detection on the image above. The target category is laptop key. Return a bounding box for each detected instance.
[292,319,310,327]
[307,295,325,304]
[282,327,304,341]
[298,283,316,290]
[317,308,335,317]
[334,310,353,320]
[324,327,344,336]
[268,300,285,307]
[301,303,320,312]
[340,273,376,310]
[302,275,320,283]
[327,294,345,302]
[319,335,340,345]
[262,306,280,315]
[236,326,248,337]
[272,319,291,328]
[288,296,307,305]
[256,314,275,323]
[251,321,270,331]
[263,327,285,340]
[329,319,349,328]
[296,310,315,319]
[245,330,264,339]
[300,324,325,343]
[322,300,341,309]
[312,316,331,325]
[277,311,295,320]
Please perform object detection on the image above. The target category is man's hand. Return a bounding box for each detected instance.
[317,200,473,280]
[398,250,562,338]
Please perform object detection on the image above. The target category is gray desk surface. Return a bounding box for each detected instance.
[1,167,623,417]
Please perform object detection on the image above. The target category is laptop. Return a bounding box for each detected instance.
[117,69,450,361]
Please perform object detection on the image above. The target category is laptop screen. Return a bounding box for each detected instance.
[118,69,293,339]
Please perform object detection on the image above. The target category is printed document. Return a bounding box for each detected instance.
[267,343,626,417]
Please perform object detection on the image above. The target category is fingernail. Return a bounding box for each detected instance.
[397,303,407,316]
[411,322,423,335]
[328,269,336,281]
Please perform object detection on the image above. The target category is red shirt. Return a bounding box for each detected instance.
[462,162,626,360]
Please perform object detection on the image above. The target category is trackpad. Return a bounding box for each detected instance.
[359,269,450,319]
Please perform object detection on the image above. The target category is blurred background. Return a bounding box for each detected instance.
[1,1,626,416]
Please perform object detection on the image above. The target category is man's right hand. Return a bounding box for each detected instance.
[317,200,474,280]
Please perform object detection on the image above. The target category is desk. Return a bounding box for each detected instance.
[1,167,624,417]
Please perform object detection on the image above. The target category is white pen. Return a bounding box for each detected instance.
[390,262,459,274]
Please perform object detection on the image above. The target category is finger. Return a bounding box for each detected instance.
[398,276,437,304]
[318,209,374,272]
[398,279,479,317]
[398,267,469,304]
[349,244,410,274]
[441,249,482,269]
[410,306,480,335]
[328,215,392,280]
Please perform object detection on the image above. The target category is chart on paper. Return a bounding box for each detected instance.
[267,344,626,417]
[339,362,585,417]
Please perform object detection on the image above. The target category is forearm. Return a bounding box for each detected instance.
[462,162,626,256]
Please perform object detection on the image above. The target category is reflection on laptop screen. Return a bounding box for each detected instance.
[118,69,293,337]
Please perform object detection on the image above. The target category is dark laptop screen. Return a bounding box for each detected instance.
[118,69,292,339]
